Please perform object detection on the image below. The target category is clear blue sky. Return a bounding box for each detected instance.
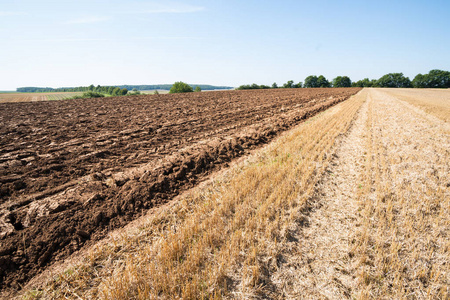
[1,0,449,90]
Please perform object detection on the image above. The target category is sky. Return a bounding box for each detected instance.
[0,0,449,90]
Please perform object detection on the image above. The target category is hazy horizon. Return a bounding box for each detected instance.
[1,0,449,90]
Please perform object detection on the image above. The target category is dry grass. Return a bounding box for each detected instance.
[382,88,450,122]
[352,89,449,299]
[21,91,365,299]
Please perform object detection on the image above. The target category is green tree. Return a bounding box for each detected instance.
[376,73,411,88]
[293,82,302,88]
[282,80,294,88]
[332,76,352,87]
[169,81,193,93]
[236,84,250,90]
[236,83,270,90]
[412,74,427,88]
[352,79,367,87]
[304,75,319,88]
[272,82,278,89]
[194,86,202,92]
[82,91,104,98]
[120,88,128,95]
[88,84,95,91]
[427,69,450,88]
[317,75,331,87]
[112,87,121,95]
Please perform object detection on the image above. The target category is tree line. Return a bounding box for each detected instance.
[237,69,450,90]
[17,84,233,93]
[17,84,129,95]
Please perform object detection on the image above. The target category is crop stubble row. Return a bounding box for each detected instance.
[0,88,360,291]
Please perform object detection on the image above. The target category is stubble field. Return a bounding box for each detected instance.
[0,92,84,103]
[0,88,360,294]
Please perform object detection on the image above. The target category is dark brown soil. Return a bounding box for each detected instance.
[0,88,360,292]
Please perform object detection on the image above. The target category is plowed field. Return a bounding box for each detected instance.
[0,88,360,291]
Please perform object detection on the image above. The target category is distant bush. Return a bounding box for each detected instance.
[111,88,128,96]
[71,91,105,99]
[282,80,302,88]
[129,88,141,95]
[194,86,202,92]
[237,81,302,90]
[83,91,105,98]
[169,82,193,93]
[282,80,294,88]
[352,78,377,87]
[236,83,270,90]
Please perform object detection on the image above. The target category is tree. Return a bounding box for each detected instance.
[317,75,331,87]
[112,87,121,95]
[352,78,371,87]
[376,73,411,88]
[412,69,450,88]
[282,80,294,88]
[169,81,193,93]
[236,84,270,90]
[304,75,318,88]
[272,82,278,89]
[82,91,104,98]
[88,84,95,91]
[194,86,202,92]
[413,70,450,88]
[332,76,352,87]
[412,74,427,88]
[293,82,303,88]
[427,69,450,88]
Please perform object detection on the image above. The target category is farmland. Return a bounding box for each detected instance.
[0,92,83,103]
[7,87,446,300]
[0,88,360,294]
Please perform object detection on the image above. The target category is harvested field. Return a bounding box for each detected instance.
[15,88,448,300]
[0,92,83,103]
[382,88,450,122]
[0,88,360,293]
[271,88,449,299]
